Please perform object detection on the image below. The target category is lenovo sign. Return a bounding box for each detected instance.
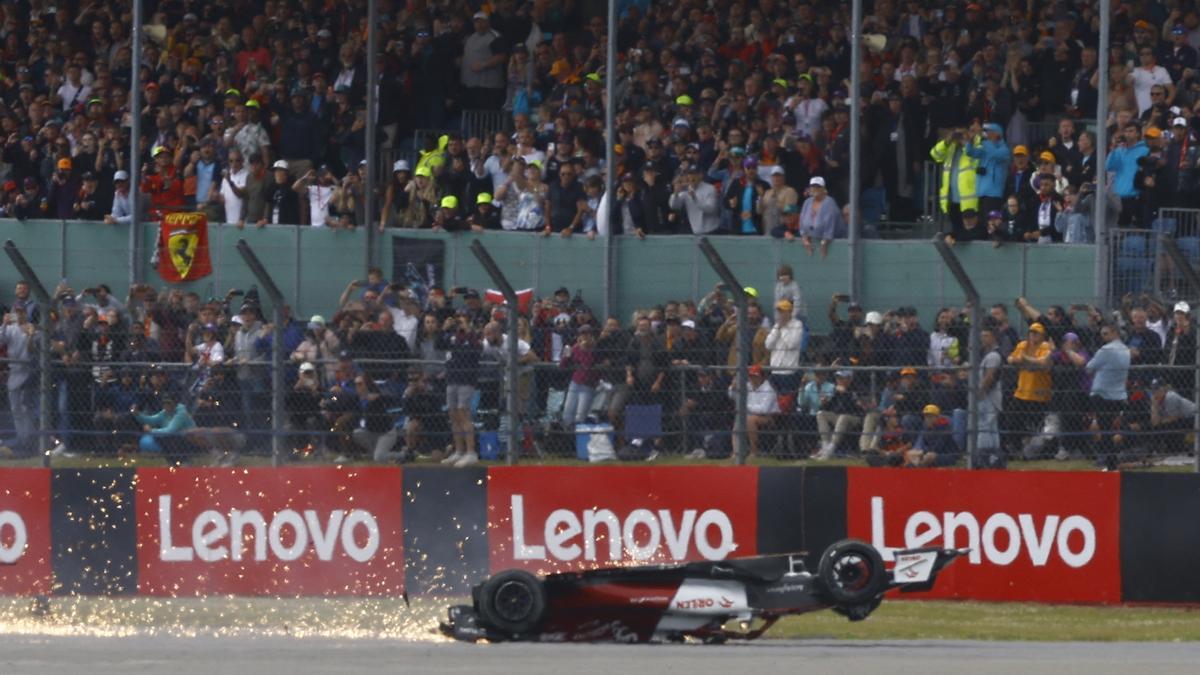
[137,468,405,596]
[0,469,51,595]
[489,467,757,574]
[847,468,1120,603]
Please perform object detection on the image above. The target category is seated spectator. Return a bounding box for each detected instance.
[732,364,779,459]
[815,369,879,459]
[134,397,197,464]
[905,404,959,467]
[349,375,405,463]
[1148,378,1198,456]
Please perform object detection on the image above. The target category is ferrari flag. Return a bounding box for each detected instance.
[156,212,213,282]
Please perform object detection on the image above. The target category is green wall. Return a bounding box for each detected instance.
[0,220,1096,332]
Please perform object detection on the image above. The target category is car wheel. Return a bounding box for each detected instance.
[478,569,547,635]
[817,539,887,606]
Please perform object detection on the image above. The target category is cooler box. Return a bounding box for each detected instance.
[478,431,501,460]
[575,424,615,460]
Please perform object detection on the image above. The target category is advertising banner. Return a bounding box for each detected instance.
[1120,473,1200,602]
[136,468,405,596]
[487,466,758,575]
[0,469,52,595]
[847,468,1121,603]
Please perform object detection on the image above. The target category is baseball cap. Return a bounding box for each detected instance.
[835,369,853,378]
[769,165,785,176]
[900,367,918,376]
[1135,20,1153,31]
[1029,322,1047,334]
[299,362,316,373]
[923,404,942,415]
[1174,25,1188,36]
[1145,126,1163,138]
[987,209,1003,219]
[776,299,793,311]
[865,311,883,325]
[672,117,690,127]
[675,95,694,106]
[56,158,71,170]
[317,28,332,38]
[476,192,493,205]
[245,99,261,108]
[113,170,129,181]
[415,165,432,178]
[809,176,826,187]
[748,364,764,377]
[1038,151,1056,163]
[681,319,696,329]
[1174,301,1191,314]
[982,122,1002,134]
[1063,332,1081,343]
[743,286,758,298]
[440,195,459,209]
[392,159,411,173]
[1174,117,1188,127]
[473,11,489,20]
[272,159,289,170]
[1013,145,1029,156]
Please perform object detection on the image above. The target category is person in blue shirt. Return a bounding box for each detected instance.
[135,397,197,463]
[965,122,1011,217]
[1086,323,1130,470]
[1105,124,1150,228]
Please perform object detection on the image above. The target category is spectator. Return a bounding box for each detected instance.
[1007,322,1053,458]
[905,404,959,467]
[1148,378,1198,456]
[815,369,878,460]
[437,313,483,468]
[966,123,1011,217]
[545,163,586,237]
[797,176,841,257]
[461,13,507,111]
[560,326,600,429]
[1163,302,1197,392]
[1130,45,1174,116]
[134,397,197,464]
[71,172,104,220]
[669,164,722,235]
[1107,124,1151,227]
[1086,323,1131,470]
[765,299,805,398]
[105,170,132,224]
[760,166,800,238]
[734,364,779,459]
[261,160,301,226]
[930,126,980,238]
[349,375,406,463]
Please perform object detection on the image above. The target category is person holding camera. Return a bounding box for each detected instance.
[929,124,980,239]
[1106,123,1150,227]
[965,122,1011,217]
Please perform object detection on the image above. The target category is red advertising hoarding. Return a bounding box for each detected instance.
[136,468,405,596]
[0,469,52,595]
[488,466,758,574]
[846,468,1120,603]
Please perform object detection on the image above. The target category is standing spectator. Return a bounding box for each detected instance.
[1164,302,1197,393]
[1007,322,1053,458]
[71,172,103,220]
[929,126,980,240]
[759,166,799,238]
[438,313,483,468]
[545,163,586,236]
[241,153,268,229]
[559,325,599,429]
[217,149,248,226]
[764,299,805,399]
[104,170,132,224]
[975,327,1004,468]
[142,146,184,219]
[797,176,842,257]
[460,13,507,111]
[668,164,721,235]
[1106,124,1150,227]
[1086,324,1131,470]
[260,160,300,226]
[966,123,1011,217]
[226,100,272,166]
[1129,46,1174,116]
[1,305,38,455]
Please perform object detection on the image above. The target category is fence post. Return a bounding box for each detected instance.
[697,237,749,465]
[931,237,981,469]
[470,239,519,465]
[236,240,286,466]
[3,241,53,466]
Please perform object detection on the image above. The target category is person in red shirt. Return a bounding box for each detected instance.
[141,146,185,219]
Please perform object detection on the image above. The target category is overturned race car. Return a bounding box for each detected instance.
[440,539,964,643]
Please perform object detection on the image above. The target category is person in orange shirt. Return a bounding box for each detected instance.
[1007,322,1054,459]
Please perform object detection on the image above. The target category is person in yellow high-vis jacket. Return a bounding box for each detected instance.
[929,126,980,240]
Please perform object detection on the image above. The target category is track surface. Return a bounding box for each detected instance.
[3,636,1199,674]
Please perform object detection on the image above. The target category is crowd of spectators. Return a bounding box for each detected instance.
[4,1,1200,243]
[1,263,1197,470]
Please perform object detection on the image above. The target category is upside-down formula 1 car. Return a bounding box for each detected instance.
[440,539,965,643]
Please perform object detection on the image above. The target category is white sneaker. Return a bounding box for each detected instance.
[333,455,349,464]
[645,450,660,463]
[1054,448,1071,461]
[688,448,706,460]
[441,449,463,465]
[814,442,835,460]
[48,444,77,459]
[453,451,479,468]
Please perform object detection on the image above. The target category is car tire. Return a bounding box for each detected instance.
[478,569,547,635]
[817,539,887,606]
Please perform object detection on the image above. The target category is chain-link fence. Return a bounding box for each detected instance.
[3,347,1197,471]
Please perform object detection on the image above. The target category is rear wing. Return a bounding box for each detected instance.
[887,547,968,593]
